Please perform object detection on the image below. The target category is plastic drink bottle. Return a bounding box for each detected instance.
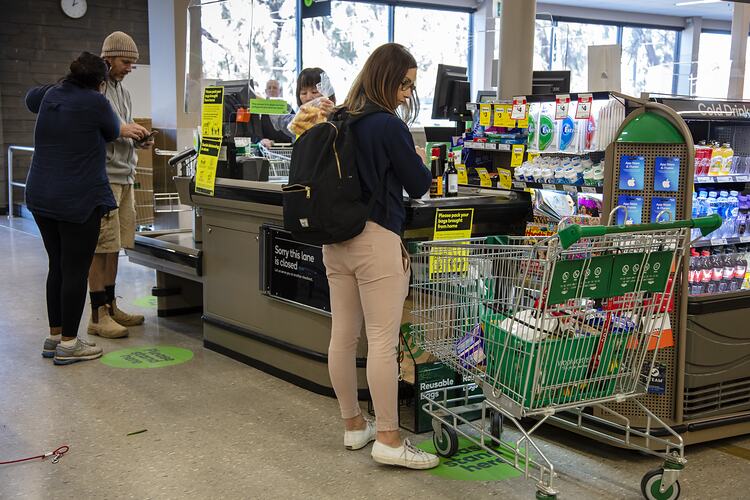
[717,191,729,238]
[700,250,712,294]
[709,143,724,176]
[728,191,740,238]
[734,247,747,292]
[720,248,735,293]
[722,142,735,175]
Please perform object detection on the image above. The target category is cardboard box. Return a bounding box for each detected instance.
[135,204,154,226]
[134,168,153,191]
[134,189,153,206]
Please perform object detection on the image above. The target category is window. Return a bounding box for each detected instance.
[394,6,471,125]
[302,1,389,106]
[697,32,730,98]
[621,27,678,96]
[552,22,618,92]
[198,0,297,99]
[534,19,554,72]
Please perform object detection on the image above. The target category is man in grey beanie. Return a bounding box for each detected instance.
[88,31,151,339]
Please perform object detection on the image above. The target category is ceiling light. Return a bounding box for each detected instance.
[675,0,722,6]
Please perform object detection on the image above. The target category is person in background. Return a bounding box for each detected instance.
[322,44,438,469]
[25,52,144,364]
[287,68,336,137]
[264,78,295,142]
[87,31,152,339]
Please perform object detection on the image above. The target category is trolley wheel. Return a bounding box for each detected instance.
[490,411,504,441]
[433,423,459,458]
[535,491,557,500]
[640,468,681,500]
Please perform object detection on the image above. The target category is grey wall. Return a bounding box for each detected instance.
[0,0,150,213]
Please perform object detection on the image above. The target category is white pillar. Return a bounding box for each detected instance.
[496,0,536,98]
[677,17,702,96]
[728,2,750,99]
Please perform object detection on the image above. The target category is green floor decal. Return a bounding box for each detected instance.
[133,295,157,308]
[101,346,193,369]
[417,437,523,481]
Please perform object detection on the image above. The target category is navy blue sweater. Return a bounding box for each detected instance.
[352,112,431,235]
[25,82,119,223]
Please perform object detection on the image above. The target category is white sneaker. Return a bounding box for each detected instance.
[371,439,440,470]
[344,419,376,450]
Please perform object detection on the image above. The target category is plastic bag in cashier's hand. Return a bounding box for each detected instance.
[288,72,336,137]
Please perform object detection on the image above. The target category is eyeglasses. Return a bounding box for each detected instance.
[400,79,416,92]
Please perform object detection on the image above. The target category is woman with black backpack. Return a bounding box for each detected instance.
[322,43,437,470]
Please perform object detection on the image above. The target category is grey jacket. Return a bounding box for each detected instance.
[103,78,137,184]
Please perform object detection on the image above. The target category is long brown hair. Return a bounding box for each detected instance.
[341,43,419,124]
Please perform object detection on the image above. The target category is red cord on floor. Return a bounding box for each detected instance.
[0,445,69,465]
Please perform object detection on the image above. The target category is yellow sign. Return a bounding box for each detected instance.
[429,208,475,275]
[456,164,468,185]
[511,144,526,167]
[200,86,224,139]
[495,104,516,128]
[497,168,513,189]
[475,167,492,187]
[195,86,225,196]
[479,104,492,127]
[493,105,504,127]
[194,137,222,196]
[527,152,540,162]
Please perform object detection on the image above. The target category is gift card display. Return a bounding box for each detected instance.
[617,195,643,225]
[651,197,677,223]
[619,156,645,191]
[654,157,680,192]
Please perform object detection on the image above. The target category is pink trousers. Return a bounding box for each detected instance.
[323,222,410,432]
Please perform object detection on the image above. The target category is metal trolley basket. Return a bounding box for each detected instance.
[258,143,293,177]
[409,214,721,500]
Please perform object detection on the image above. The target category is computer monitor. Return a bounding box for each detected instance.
[431,64,470,122]
[476,90,497,103]
[217,79,255,124]
[532,71,571,95]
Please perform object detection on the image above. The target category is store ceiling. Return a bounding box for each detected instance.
[541,0,735,21]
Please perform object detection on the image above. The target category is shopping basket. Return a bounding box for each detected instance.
[409,214,721,500]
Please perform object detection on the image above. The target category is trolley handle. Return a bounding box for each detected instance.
[557,214,722,249]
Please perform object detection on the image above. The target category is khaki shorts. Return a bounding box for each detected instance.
[96,183,136,253]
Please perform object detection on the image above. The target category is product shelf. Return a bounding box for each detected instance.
[527,150,605,156]
[692,236,750,248]
[511,180,603,194]
[462,142,513,151]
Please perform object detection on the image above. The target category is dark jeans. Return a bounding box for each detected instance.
[34,211,102,338]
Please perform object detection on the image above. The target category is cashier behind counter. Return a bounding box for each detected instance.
[222,81,292,144]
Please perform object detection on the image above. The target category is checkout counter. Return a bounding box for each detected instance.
[126,151,531,397]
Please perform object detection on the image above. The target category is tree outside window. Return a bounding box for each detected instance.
[621,27,677,96]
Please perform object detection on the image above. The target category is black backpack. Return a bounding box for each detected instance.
[282,106,386,245]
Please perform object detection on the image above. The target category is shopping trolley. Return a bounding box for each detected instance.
[409,213,721,500]
[258,143,293,177]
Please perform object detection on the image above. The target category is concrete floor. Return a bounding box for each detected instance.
[2,218,750,499]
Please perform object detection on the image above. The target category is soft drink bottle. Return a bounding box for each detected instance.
[720,247,735,293]
[707,249,723,294]
[722,142,735,175]
[700,250,712,294]
[709,143,724,176]
[734,247,747,292]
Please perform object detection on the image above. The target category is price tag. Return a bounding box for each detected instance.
[513,181,527,189]
[562,184,578,193]
[741,236,750,243]
[496,104,516,128]
[510,144,526,167]
[497,168,512,189]
[737,175,750,182]
[493,104,504,127]
[511,96,528,120]
[718,176,732,183]
[466,103,478,112]
[581,186,597,193]
[527,152,540,162]
[575,94,593,120]
[474,142,486,150]
[476,167,492,187]
[711,238,728,246]
[555,94,571,120]
[695,176,711,183]
[455,164,468,185]
[479,103,492,127]
[485,142,498,150]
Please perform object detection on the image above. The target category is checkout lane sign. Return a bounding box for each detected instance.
[195,86,224,196]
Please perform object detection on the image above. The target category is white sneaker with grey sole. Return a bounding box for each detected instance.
[344,419,376,450]
[371,439,440,469]
[53,338,103,366]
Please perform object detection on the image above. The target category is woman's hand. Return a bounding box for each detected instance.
[415,146,426,165]
[318,97,335,116]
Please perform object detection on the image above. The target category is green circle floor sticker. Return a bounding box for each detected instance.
[101,346,193,369]
[133,295,157,308]
[417,437,523,481]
